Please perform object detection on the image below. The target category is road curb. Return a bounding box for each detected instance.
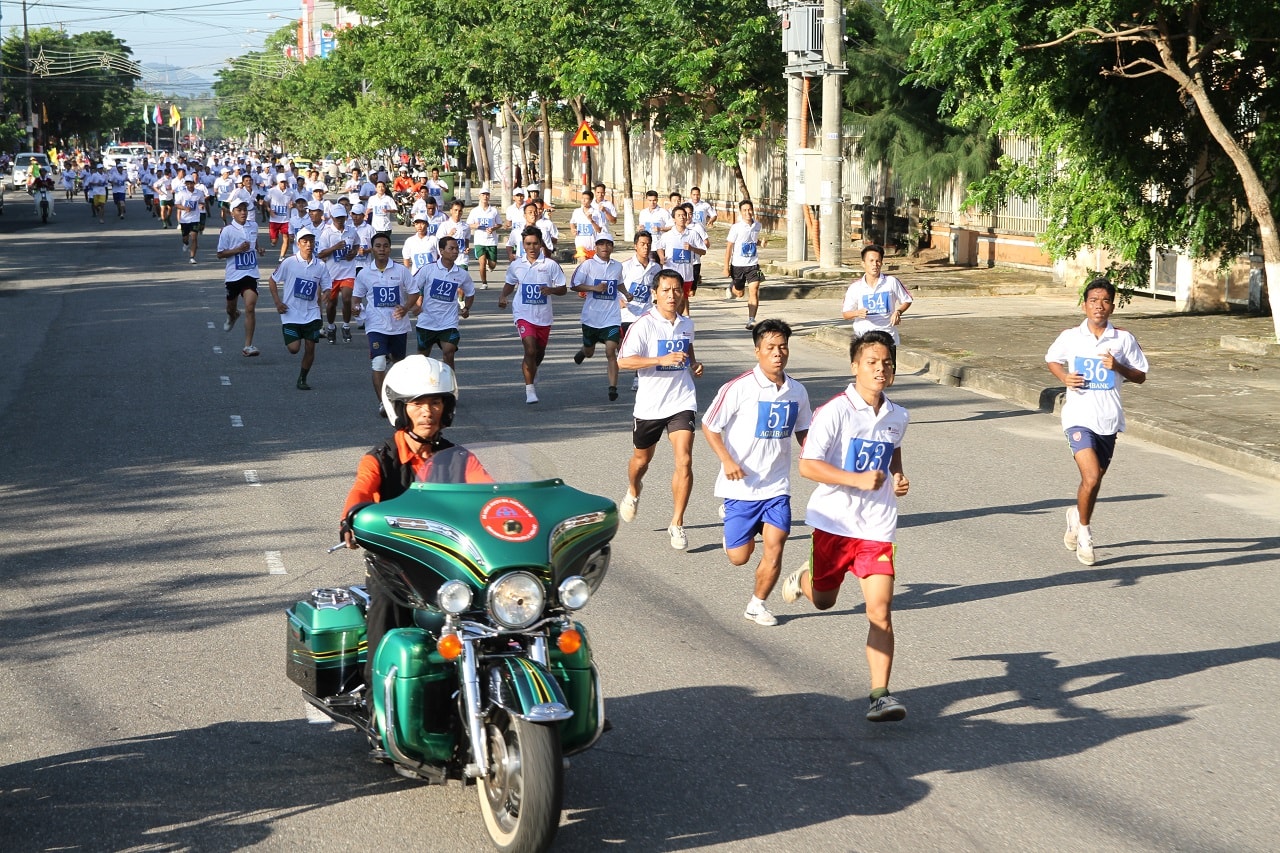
[809,324,1280,482]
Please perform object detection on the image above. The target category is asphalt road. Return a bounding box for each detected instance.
[1,195,1278,852]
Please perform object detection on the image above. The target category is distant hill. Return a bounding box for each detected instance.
[139,63,213,98]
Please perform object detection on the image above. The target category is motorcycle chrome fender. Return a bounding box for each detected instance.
[488,657,573,724]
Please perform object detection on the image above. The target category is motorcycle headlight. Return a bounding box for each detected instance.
[558,576,591,611]
[487,571,545,630]
[437,580,473,615]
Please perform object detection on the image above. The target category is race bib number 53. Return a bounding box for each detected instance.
[843,437,893,474]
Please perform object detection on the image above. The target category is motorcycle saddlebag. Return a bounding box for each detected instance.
[286,588,367,698]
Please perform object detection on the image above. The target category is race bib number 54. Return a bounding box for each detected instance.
[843,437,893,474]
[1073,356,1116,390]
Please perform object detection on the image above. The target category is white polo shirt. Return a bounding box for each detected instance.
[620,257,660,324]
[571,256,624,329]
[703,365,812,500]
[402,232,439,273]
[621,307,697,420]
[271,256,332,325]
[353,261,414,335]
[638,205,672,236]
[467,203,502,246]
[802,386,909,542]
[1045,320,1148,435]
[842,275,913,345]
[410,261,475,331]
[726,220,763,267]
[318,222,359,281]
[505,255,565,327]
[657,226,705,282]
[217,220,259,281]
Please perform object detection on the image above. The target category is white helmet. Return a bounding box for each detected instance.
[381,355,459,428]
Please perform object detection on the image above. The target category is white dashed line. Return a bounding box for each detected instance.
[244,469,261,486]
[206,321,215,329]
[220,376,231,386]
[213,346,223,354]
[265,551,287,574]
[230,415,244,427]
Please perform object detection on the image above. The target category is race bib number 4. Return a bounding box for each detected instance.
[863,292,890,315]
[843,437,893,474]
[292,277,319,301]
[755,401,798,439]
[656,337,689,371]
[1073,356,1116,390]
[372,285,401,308]
[671,247,691,264]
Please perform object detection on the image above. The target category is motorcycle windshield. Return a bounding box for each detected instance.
[353,443,617,597]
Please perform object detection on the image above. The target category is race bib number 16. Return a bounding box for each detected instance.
[843,437,893,474]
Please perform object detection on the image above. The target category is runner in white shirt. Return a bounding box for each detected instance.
[590,182,618,241]
[267,227,333,391]
[689,186,717,232]
[401,213,439,275]
[499,227,567,404]
[406,236,475,369]
[1044,277,1148,566]
[437,200,472,271]
[214,168,236,225]
[616,270,704,551]
[425,168,448,204]
[288,197,311,251]
[107,165,129,219]
[841,243,913,345]
[505,188,527,231]
[568,190,603,259]
[724,199,768,330]
[465,190,502,289]
[266,174,295,261]
[366,182,397,238]
[353,232,416,414]
[350,203,376,275]
[569,236,625,400]
[702,319,812,626]
[637,190,673,254]
[215,197,261,357]
[681,202,710,298]
[656,206,706,313]
[138,162,156,216]
[316,207,360,343]
[620,233,661,393]
[174,175,204,263]
[506,202,550,261]
[782,328,911,724]
[153,169,175,229]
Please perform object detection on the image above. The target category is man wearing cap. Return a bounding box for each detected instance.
[570,234,625,400]
[174,175,205,263]
[153,167,175,229]
[268,226,332,390]
[505,188,527,232]
[214,167,237,226]
[350,202,375,275]
[289,197,310,254]
[107,162,129,219]
[406,235,475,370]
[393,166,420,195]
[353,231,416,413]
[466,190,501,289]
[317,203,360,343]
[401,211,438,276]
[266,174,295,262]
[217,196,262,357]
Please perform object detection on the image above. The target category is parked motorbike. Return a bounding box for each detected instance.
[287,444,615,853]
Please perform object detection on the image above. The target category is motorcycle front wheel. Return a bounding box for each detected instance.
[477,709,563,853]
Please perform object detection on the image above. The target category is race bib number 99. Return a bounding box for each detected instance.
[863,292,890,315]
[656,337,689,371]
[843,437,893,474]
[755,401,798,439]
[373,285,401,308]
[521,281,547,305]
[292,277,318,301]
[1073,357,1116,390]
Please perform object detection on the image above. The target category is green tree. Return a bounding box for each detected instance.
[885,0,1280,337]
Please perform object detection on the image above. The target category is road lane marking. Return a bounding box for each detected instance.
[206,321,215,329]
[244,470,261,486]
[230,415,243,427]
[220,376,231,386]
[265,551,286,574]
[213,346,223,354]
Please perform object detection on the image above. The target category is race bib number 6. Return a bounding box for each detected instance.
[1073,356,1116,390]
[843,437,893,474]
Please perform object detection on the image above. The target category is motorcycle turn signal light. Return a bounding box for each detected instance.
[557,629,583,655]
[437,633,463,660]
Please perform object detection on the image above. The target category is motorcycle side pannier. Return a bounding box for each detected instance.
[286,588,367,698]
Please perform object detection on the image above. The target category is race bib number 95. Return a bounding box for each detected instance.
[755,401,798,439]
[1073,356,1115,390]
[843,437,893,474]
[372,285,401,307]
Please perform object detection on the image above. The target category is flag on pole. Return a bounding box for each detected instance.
[153,105,163,126]
[143,104,150,126]
[170,104,181,125]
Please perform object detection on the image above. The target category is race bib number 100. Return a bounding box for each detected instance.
[755,401,798,439]
[1073,356,1116,391]
[234,249,257,271]
[843,437,893,474]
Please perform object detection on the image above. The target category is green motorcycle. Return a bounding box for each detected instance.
[286,445,615,853]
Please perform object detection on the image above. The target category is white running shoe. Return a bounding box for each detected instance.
[1064,507,1080,550]
[743,601,777,626]
[866,695,907,722]
[618,492,639,522]
[525,386,539,404]
[668,525,688,551]
[781,562,809,604]
[1076,528,1096,566]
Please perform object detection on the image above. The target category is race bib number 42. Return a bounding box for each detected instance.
[843,437,893,474]
[755,401,798,439]
[428,278,456,302]
[1073,356,1116,390]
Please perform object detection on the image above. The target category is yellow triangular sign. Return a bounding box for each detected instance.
[570,121,600,147]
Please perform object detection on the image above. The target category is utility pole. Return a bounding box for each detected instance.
[23,0,35,150]
[818,0,845,269]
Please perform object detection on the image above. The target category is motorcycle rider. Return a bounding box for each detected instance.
[341,355,492,690]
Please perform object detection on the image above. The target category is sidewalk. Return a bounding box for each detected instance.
[744,235,1280,482]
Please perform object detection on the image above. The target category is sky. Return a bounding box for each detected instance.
[1,0,302,79]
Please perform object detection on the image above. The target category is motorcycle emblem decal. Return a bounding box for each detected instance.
[480,497,540,542]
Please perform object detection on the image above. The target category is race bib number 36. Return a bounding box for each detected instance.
[656,337,689,371]
[1073,356,1116,391]
[843,437,893,474]
[755,401,798,439]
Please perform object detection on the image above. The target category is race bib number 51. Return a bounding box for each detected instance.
[755,401,798,439]
[843,437,893,474]
[1073,356,1116,390]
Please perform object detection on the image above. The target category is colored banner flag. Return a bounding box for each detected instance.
[153,104,163,126]
[143,104,149,126]
[169,104,181,125]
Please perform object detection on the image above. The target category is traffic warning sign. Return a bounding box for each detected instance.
[570,121,600,147]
